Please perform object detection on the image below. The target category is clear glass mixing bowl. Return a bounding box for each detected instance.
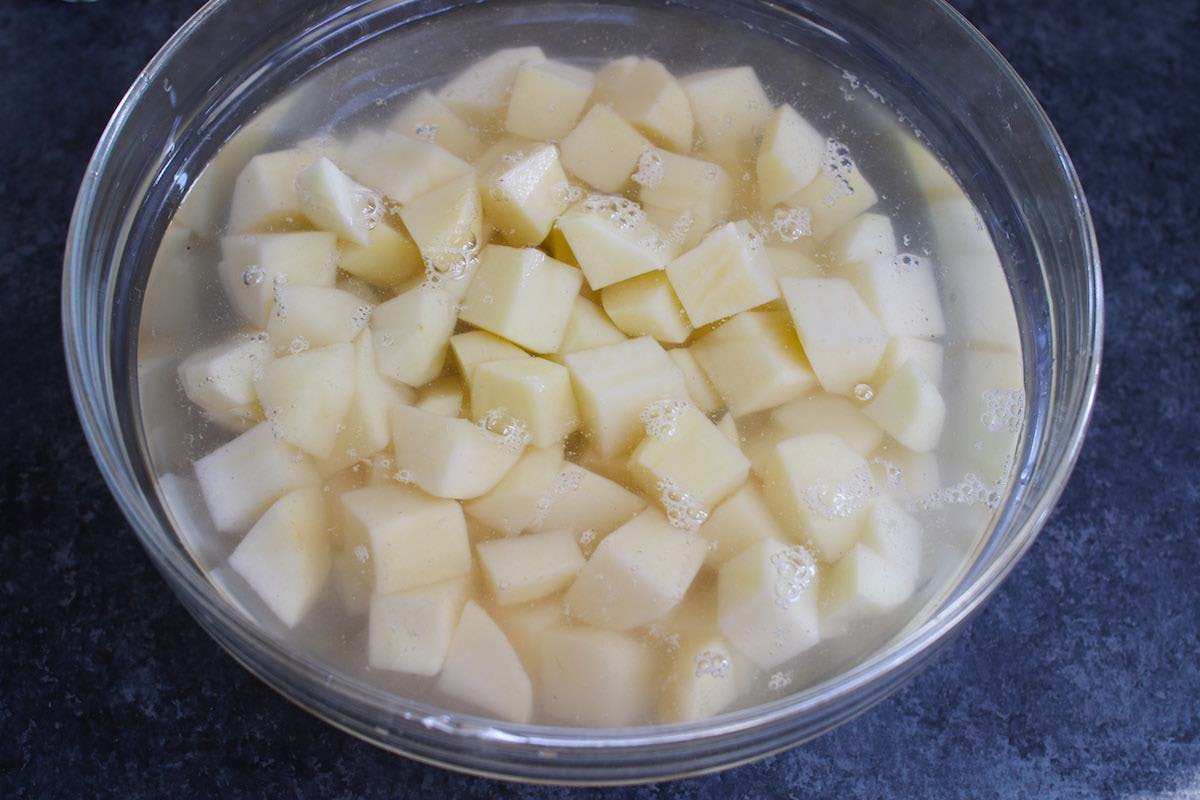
[63,0,1101,784]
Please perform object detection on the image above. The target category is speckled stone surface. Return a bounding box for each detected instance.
[1,0,1197,797]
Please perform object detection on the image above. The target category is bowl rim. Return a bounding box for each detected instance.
[62,0,1103,783]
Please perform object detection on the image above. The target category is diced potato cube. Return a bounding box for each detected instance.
[563,336,688,457]
[534,462,647,539]
[657,632,739,723]
[492,599,564,677]
[756,105,825,210]
[560,104,650,192]
[477,529,585,605]
[415,375,464,417]
[784,143,879,240]
[717,537,820,670]
[254,343,356,458]
[701,482,783,568]
[228,149,314,233]
[863,361,946,452]
[681,66,773,170]
[340,484,471,593]
[555,196,674,290]
[331,548,371,617]
[390,91,484,161]
[666,221,779,326]
[715,411,739,444]
[628,404,749,513]
[758,432,876,561]
[690,310,815,416]
[667,348,721,414]
[591,55,640,102]
[944,349,1023,484]
[539,626,655,726]
[870,446,942,501]
[463,446,564,536]
[862,495,923,577]
[177,335,273,421]
[552,297,626,358]
[391,404,524,499]
[295,156,379,245]
[342,130,473,204]
[335,275,381,305]
[639,150,733,248]
[563,509,706,630]
[459,245,582,353]
[766,245,821,279]
[505,60,595,141]
[820,212,897,266]
[368,577,468,675]
[450,330,529,383]
[875,337,944,386]
[478,141,571,246]
[218,232,337,326]
[838,254,945,339]
[600,58,694,152]
[542,225,579,265]
[370,286,459,386]
[266,285,371,352]
[781,277,888,394]
[397,175,483,296]
[194,422,318,533]
[469,357,578,448]
[227,487,330,627]
[437,46,546,125]
[338,220,424,288]
[770,393,884,456]
[437,601,534,723]
[600,271,692,344]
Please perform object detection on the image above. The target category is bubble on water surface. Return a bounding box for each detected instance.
[632,148,664,188]
[694,650,731,679]
[853,383,875,402]
[640,398,689,439]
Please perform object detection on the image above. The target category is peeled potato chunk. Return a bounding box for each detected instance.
[756,105,825,210]
[370,285,459,387]
[295,156,380,245]
[666,221,779,327]
[338,220,424,289]
[460,245,582,353]
[555,195,674,290]
[598,58,694,152]
[177,335,273,424]
[228,149,314,234]
[415,376,464,418]
[218,232,337,327]
[560,104,650,192]
[863,360,946,452]
[469,356,579,448]
[369,576,468,675]
[492,600,564,678]
[701,482,785,568]
[944,348,1024,484]
[390,91,484,161]
[437,601,535,723]
[398,174,483,297]
[539,626,655,726]
[875,337,945,386]
[266,284,371,352]
[463,446,563,536]
[838,253,946,339]
[505,60,595,142]
[657,632,740,723]
[477,529,585,605]
[551,296,627,359]
[342,130,473,205]
[450,330,530,384]
[478,141,572,247]
[681,66,773,171]
[666,348,722,414]
[600,271,692,344]
[770,393,884,457]
[781,277,888,395]
[784,141,879,241]
[391,403,525,500]
[254,342,356,459]
[638,150,733,249]
[820,211,897,266]
[436,46,546,125]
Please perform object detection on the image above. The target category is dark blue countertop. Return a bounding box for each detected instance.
[1,1,1196,797]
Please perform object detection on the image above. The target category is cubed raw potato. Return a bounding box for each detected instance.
[340,484,471,593]
[563,336,688,458]
[267,285,371,352]
[863,361,946,452]
[785,142,879,241]
[690,310,815,416]
[770,394,884,456]
[505,60,595,141]
[862,495,923,577]
[370,286,458,386]
[758,432,876,561]
[178,336,273,421]
[227,487,330,627]
[701,482,784,567]
[666,221,779,327]
[869,446,941,501]
[895,129,960,203]
[875,337,944,386]
[944,349,1023,484]
[766,245,821,279]
[781,277,888,394]
[317,329,414,475]
[331,548,371,617]
[437,46,546,125]
[416,375,464,417]
[555,196,673,290]
[666,348,721,414]
[218,232,338,326]
[399,174,483,296]
[459,245,582,353]
[228,149,314,233]
[254,343,356,458]
[437,601,534,723]
[597,58,693,151]
[539,625,654,725]
[820,212,897,266]
[600,271,692,344]
[338,220,424,288]
[552,297,626,358]
[464,446,564,536]
[591,55,640,102]
[534,462,647,537]
[563,509,706,630]
[628,404,750,513]
[717,537,821,670]
[542,225,579,266]
[560,104,650,192]
[392,404,525,499]
[336,275,382,305]
[450,330,529,383]
[838,254,945,339]
[390,91,484,161]
[756,105,825,210]
[492,600,564,677]
[342,130,473,204]
[478,529,585,605]
[715,411,739,444]
[478,141,571,246]
[681,66,773,170]
[194,422,319,533]
[295,156,379,245]
[469,357,578,448]
[368,577,468,675]
[639,150,733,248]
[657,632,739,723]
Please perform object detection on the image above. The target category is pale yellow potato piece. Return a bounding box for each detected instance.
[492,599,564,678]
[600,271,692,344]
[295,156,379,245]
[478,140,571,246]
[398,174,483,297]
[563,508,706,631]
[701,482,784,568]
[469,357,579,447]
[756,105,825,210]
[681,66,773,170]
[563,336,689,458]
[838,253,945,339]
[785,142,879,240]
[715,411,739,444]
[863,360,946,452]
[600,58,693,152]
[477,529,585,605]
[390,91,484,161]
[559,104,650,192]
[254,342,355,459]
[555,195,674,289]
[266,285,370,352]
[334,275,381,305]
[330,548,371,618]
[781,277,888,394]
[218,232,337,326]
[874,337,945,386]
[542,225,578,266]
[666,221,779,327]
[769,393,884,457]
[538,626,655,726]
[437,601,534,723]
[228,149,314,233]
[338,220,424,288]
[551,296,626,359]
[666,348,721,414]
[639,149,733,248]
[869,445,942,501]
[463,446,564,536]
[766,245,822,279]
[657,632,739,723]
[820,211,897,266]
[591,56,640,103]
[459,245,583,353]
[368,577,468,675]
[178,336,273,422]
[342,130,473,204]
[391,404,525,500]
[895,129,960,203]
[450,330,529,383]
[690,309,815,416]
[505,60,595,141]
[943,348,1023,484]
[415,375,464,418]
[228,487,330,628]
[437,46,547,125]
[370,286,458,387]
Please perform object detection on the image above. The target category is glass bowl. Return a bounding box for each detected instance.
[63,0,1101,785]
